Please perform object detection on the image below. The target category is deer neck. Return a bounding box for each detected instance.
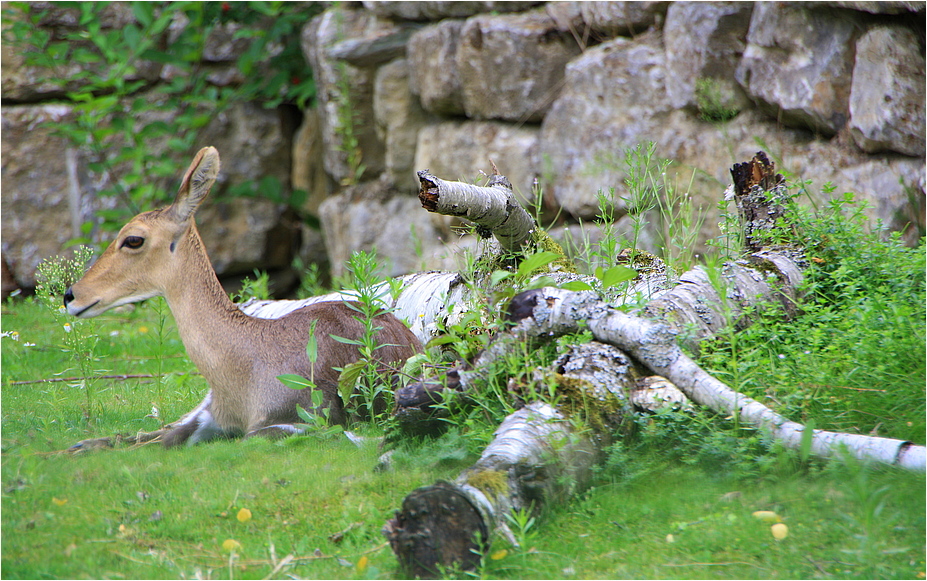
[162,225,257,381]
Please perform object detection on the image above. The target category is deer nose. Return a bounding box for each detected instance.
[63,287,74,307]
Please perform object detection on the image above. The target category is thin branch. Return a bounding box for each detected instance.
[10,373,198,386]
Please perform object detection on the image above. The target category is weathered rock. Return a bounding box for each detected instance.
[663,2,753,113]
[407,19,466,116]
[374,59,429,192]
[318,178,450,278]
[196,199,296,275]
[736,3,860,136]
[28,1,135,27]
[849,25,926,157]
[1,22,88,102]
[362,1,542,21]
[301,6,390,185]
[414,120,541,208]
[193,101,298,275]
[790,143,925,243]
[327,24,421,67]
[457,9,582,122]
[805,1,925,14]
[198,102,293,193]
[579,1,669,36]
[0,104,105,288]
[202,21,255,62]
[545,2,668,41]
[540,32,672,220]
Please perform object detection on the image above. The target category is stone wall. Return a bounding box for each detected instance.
[2,1,924,296]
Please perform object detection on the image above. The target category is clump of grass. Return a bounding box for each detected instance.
[695,77,741,122]
[698,191,926,443]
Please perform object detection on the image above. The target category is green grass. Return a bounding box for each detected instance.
[3,293,924,579]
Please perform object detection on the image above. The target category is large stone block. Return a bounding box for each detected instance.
[374,58,429,192]
[849,25,925,157]
[362,1,541,21]
[806,1,925,14]
[664,2,753,112]
[301,6,392,185]
[578,1,669,36]
[544,1,668,41]
[736,3,860,136]
[414,120,542,208]
[318,179,451,279]
[407,19,466,116]
[457,9,582,122]
[540,32,672,220]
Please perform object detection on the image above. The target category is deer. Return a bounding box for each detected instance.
[63,146,422,450]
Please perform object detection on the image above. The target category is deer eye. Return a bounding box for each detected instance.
[122,236,145,249]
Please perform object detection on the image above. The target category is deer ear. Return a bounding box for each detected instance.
[170,147,220,224]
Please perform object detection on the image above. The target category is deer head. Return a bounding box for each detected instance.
[64,146,220,318]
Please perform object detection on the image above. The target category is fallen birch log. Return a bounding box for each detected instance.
[503,286,926,471]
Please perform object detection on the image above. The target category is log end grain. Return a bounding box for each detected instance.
[383,481,488,579]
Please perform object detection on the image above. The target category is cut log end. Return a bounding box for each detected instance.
[417,170,440,212]
[383,481,488,579]
[505,288,544,324]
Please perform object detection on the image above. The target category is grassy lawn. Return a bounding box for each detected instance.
[3,292,924,579]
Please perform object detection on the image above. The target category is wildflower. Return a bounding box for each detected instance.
[222,539,241,551]
[63,324,72,333]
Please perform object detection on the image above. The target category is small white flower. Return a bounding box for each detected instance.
[58,306,67,314]
[778,353,786,359]
[110,331,120,337]
[23,342,36,347]
[63,324,72,333]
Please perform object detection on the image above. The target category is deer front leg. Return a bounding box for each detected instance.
[68,391,228,451]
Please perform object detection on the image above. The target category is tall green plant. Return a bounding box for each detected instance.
[334,250,394,427]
